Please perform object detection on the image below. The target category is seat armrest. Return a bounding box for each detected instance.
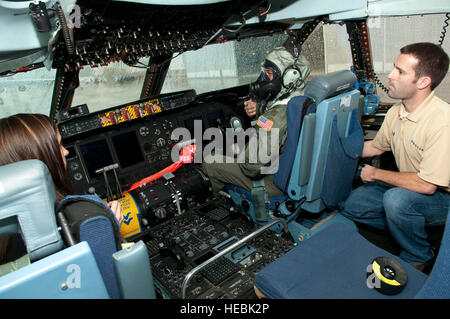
[113,240,156,299]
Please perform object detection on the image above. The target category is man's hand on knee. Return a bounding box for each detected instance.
[361,164,377,183]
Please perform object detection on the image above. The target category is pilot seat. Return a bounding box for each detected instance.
[0,159,156,299]
[226,69,364,243]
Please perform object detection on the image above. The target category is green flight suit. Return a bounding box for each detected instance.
[202,102,288,197]
[202,47,311,197]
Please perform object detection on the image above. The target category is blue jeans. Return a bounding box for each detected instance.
[340,181,450,265]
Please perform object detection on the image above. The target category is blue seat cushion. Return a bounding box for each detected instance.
[254,221,428,298]
[58,194,121,299]
[321,110,363,207]
[414,212,450,298]
[274,96,316,192]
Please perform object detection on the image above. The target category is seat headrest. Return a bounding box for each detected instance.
[304,70,357,105]
[0,160,63,261]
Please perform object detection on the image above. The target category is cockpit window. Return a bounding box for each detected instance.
[161,34,289,95]
[71,58,150,113]
[0,67,56,118]
[0,23,354,119]
[160,23,356,96]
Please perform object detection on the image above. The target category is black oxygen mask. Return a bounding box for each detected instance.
[248,60,282,115]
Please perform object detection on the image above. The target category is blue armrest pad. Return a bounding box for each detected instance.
[254,222,428,299]
[113,241,156,299]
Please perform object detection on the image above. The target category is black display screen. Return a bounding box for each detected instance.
[111,131,145,169]
[79,139,114,179]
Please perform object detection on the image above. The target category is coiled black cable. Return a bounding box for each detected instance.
[439,13,450,46]
[53,2,75,57]
[372,72,389,94]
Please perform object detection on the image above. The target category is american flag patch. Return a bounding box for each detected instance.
[256,116,274,131]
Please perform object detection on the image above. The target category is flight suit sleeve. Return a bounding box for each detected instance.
[239,106,287,179]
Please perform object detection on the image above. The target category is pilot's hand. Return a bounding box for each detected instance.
[107,200,124,225]
[360,164,377,183]
[244,99,257,118]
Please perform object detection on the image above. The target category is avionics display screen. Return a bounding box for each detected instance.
[111,131,145,169]
[79,139,114,179]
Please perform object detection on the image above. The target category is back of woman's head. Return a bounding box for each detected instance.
[0,113,72,200]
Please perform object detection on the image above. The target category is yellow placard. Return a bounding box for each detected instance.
[105,193,142,239]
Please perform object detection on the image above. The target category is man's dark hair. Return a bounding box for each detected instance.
[400,42,449,90]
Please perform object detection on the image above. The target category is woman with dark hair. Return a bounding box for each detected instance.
[0,113,73,201]
[0,113,123,265]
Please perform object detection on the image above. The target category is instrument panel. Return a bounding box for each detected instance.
[58,90,196,139]
[59,89,235,198]
[145,203,295,299]
[58,89,296,300]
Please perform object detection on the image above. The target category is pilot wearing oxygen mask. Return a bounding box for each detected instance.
[202,43,311,197]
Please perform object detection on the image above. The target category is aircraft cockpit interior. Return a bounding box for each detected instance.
[0,0,449,302]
